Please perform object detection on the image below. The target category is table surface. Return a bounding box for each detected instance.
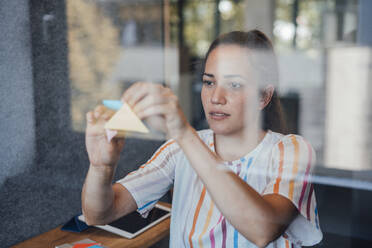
[12,202,171,248]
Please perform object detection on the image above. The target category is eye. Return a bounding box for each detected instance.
[229,82,243,89]
[202,80,214,87]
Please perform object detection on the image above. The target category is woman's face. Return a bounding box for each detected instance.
[201,45,260,136]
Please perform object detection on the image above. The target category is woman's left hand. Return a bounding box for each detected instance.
[122,82,191,140]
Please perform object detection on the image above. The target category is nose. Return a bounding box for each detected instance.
[211,85,227,105]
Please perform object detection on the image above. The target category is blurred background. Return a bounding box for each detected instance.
[1,0,372,247]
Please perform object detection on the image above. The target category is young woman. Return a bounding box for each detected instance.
[82,30,322,248]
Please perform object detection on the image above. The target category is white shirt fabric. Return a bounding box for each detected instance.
[117,129,323,247]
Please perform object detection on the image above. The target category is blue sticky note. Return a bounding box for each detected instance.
[88,245,105,248]
[61,215,89,232]
[102,100,123,111]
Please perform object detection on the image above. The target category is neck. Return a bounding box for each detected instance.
[213,122,267,162]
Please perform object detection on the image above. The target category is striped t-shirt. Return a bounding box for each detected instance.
[117,129,323,247]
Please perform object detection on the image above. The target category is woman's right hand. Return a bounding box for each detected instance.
[85,105,125,169]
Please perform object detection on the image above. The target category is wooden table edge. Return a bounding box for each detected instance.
[12,202,172,248]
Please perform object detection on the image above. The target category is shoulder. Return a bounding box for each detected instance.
[157,129,212,153]
[146,139,181,166]
[157,129,213,156]
[269,131,313,151]
[149,129,211,166]
[269,132,316,168]
[154,139,180,157]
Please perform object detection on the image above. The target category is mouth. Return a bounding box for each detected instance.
[209,111,230,120]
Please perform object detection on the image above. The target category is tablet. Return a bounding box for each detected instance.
[78,203,171,239]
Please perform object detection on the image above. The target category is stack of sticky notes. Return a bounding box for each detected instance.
[55,238,106,248]
[73,244,105,248]
[102,100,149,140]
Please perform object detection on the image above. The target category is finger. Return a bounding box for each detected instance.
[94,105,106,119]
[101,109,116,121]
[86,111,96,124]
[121,82,148,106]
[136,103,172,119]
[122,82,163,107]
[132,92,169,114]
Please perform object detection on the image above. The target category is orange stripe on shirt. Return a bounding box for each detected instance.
[140,140,175,168]
[198,200,215,248]
[289,135,299,200]
[189,186,207,248]
[285,239,290,248]
[273,141,285,193]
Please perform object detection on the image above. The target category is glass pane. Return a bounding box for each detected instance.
[66,0,372,246]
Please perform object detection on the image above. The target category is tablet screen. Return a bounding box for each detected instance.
[108,206,169,234]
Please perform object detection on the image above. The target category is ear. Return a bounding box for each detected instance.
[260,84,274,110]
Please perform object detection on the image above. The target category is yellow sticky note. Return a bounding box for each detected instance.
[104,103,149,135]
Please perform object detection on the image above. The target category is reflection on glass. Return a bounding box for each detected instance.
[67,0,372,183]
[67,0,167,136]
[325,47,372,171]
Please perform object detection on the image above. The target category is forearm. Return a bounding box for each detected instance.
[195,162,283,244]
[177,128,285,246]
[82,164,116,225]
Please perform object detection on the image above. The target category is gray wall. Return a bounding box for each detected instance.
[0,0,35,185]
[0,1,167,246]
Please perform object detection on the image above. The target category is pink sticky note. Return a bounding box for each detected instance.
[105,129,118,142]
[73,243,100,248]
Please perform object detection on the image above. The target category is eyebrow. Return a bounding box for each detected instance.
[203,73,214,78]
[202,73,247,80]
[224,74,247,80]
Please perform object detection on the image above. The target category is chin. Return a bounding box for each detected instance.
[208,121,242,136]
